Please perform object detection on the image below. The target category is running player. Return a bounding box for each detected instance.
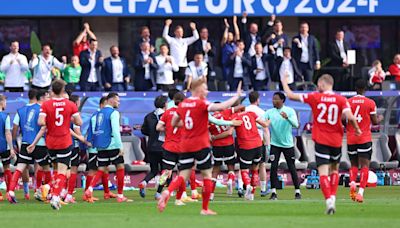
[28,79,82,210]
[0,94,16,200]
[7,90,51,203]
[281,74,361,215]
[232,109,269,201]
[84,92,131,203]
[347,79,382,203]
[158,78,242,215]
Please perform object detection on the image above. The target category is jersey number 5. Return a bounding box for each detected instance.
[55,108,64,126]
[316,103,338,125]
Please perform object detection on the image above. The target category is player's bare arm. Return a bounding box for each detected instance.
[156,121,166,132]
[212,127,234,141]
[209,81,242,112]
[344,110,362,136]
[72,113,83,126]
[281,73,302,102]
[171,114,181,128]
[70,128,85,143]
[26,126,46,153]
[5,128,15,158]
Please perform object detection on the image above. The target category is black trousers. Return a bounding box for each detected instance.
[142,150,163,183]
[270,145,300,190]
[298,62,314,82]
[4,87,24,92]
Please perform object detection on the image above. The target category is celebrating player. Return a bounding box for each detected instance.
[28,80,82,210]
[84,92,131,203]
[157,77,242,215]
[281,74,361,215]
[347,79,382,203]
[7,89,51,203]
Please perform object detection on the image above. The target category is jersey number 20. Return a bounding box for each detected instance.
[316,103,338,125]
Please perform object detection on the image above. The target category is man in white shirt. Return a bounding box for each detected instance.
[328,29,350,91]
[245,91,270,197]
[274,47,303,90]
[29,44,66,90]
[250,43,270,91]
[155,44,178,91]
[134,42,158,91]
[101,45,130,92]
[185,53,208,91]
[228,40,251,91]
[0,41,29,92]
[163,19,199,83]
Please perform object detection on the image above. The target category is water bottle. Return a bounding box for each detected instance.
[81,175,86,189]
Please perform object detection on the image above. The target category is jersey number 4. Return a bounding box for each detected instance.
[55,108,64,126]
[316,103,338,125]
[353,105,363,123]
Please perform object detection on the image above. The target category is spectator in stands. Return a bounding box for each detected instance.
[328,29,350,91]
[167,88,180,109]
[268,20,289,58]
[102,45,130,92]
[79,39,103,91]
[368,60,389,91]
[221,16,240,89]
[227,40,251,91]
[274,47,302,90]
[163,19,199,83]
[0,41,29,92]
[139,95,168,199]
[388,54,400,82]
[73,23,97,56]
[133,26,155,56]
[29,43,67,90]
[240,11,265,57]
[291,22,321,83]
[63,55,82,92]
[250,42,270,91]
[155,44,178,91]
[133,42,158,91]
[193,27,216,78]
[185,52,208,91]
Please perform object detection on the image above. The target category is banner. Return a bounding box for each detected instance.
[0,0,396,17]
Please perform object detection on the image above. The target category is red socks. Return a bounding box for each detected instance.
[211,180,216,194]
[50,171,58,188]
[190,170,196,190]
[90,170,104,188]
[116,168,125,195]
[168,176,184,193]
[202,179,212,211]
[102,172,110,194]
[330,173,339,197]
[350,166,358,183]
[67,173,77,194]
[228,172,235,182]
[36,170,44,189]
[240,170,251,186]
[85,175,93,191]
[176,179,186,200]
[4,169,12,191]
[44,171,52,185]
[320,175,331,199]
[359,167,369,189]
[9,170,22,192]
[52,174,67,196]
[250,170,259,187]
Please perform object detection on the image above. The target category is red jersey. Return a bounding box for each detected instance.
[73,41,89,56]
[301,91,351,148]
[40,98,79,150]
[176,97,211,153]
[232,111,262,150]
[347,95,377,145]
[209,109,235,147]
[159,107,181,153]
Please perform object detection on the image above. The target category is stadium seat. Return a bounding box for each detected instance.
[370,133,399,169]
[122,135,150,172]
[300,133,317,169]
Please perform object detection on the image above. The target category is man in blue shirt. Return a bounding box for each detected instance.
[264,92,301,200]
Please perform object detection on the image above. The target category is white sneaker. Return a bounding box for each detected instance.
[210,193,214,201]
[50,196,61,210]
[325,197,336,215]
[244,185,253,201]
[226,180,233,195]
[174,200,186,206]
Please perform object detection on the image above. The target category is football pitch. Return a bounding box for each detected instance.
[2,186,400,228]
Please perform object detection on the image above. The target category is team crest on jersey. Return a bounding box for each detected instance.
[270,154,275,161]
[24,109,36,131]
[97,113,104,127]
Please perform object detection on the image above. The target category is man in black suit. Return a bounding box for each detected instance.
[133,26,155,56]
[274,47,303,90]
[227,40,251,91]
[240,12,264,57]
[79,39,103,91]
[192,27,216,77]
[133,42,158,91]
[328,29,350,91]
[250,43,270,91]
[101,45,131,92]
[291,22,320,83]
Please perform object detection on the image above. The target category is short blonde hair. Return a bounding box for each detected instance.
[372,60,381,67]
[190,77,207,91]
[318,74,334,86]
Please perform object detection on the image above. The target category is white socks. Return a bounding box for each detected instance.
[260,181,267,192]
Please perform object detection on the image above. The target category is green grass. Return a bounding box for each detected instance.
[2,186,400,228]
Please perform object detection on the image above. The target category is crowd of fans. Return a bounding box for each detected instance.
[1,15,400,92]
